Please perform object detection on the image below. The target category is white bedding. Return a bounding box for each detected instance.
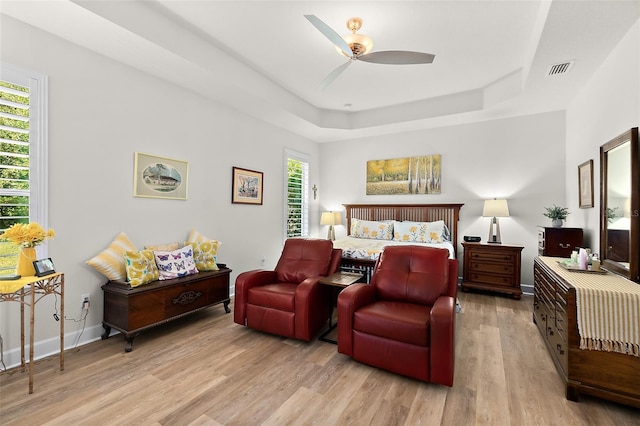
[333,236,455,260]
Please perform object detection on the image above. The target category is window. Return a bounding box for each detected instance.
[0,65,48,273]
[285,150,309,238]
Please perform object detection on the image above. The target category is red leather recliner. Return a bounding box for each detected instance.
[234,238,342,341]
[337,245,458,386]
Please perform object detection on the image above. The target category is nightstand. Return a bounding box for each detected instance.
[461,242,524,299]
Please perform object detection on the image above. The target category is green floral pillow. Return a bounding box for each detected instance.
[123,249,159,287]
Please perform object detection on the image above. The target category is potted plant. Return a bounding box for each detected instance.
[543,205,569,228]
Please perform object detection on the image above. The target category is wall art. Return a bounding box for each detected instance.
[232,167,263,205]
[133,152,188,200]
[366,155,441,195]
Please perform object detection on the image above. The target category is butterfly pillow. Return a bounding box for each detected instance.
[153,245,199,280]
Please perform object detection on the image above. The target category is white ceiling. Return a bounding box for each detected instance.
[2,1,640,142]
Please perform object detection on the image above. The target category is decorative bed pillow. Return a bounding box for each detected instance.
[86,232,137,281]
[187,229,212,243]
[144,242,181,251]
[186,240,221,271]
[123,249,159,287]
[393,220,446,243]
[351,219,394,240]
[154,245,199,280]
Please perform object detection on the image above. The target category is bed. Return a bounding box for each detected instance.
[335,203,464,282]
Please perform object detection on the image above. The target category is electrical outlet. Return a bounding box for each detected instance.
[80,293,90,310]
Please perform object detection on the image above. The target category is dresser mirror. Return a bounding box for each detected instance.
[600,127,639,282]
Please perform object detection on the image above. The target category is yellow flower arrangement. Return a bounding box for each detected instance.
[1,222,55,248]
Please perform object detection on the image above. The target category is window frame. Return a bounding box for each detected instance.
[284,149,310,239]
[0,63,49,263]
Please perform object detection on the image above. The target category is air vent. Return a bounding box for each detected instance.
[547,61,574,76]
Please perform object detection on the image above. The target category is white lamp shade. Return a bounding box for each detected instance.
[482,199,510,217]
[320,211,342,226]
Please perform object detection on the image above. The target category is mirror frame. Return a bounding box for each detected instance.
[599,127,639,282]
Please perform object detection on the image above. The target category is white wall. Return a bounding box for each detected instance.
[2,12,637,367]
[0,16,321,365]
[566,20,640,250]
[319,112,567,285]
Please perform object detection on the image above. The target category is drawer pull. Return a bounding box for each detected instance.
[556,344,565,355]
[559,243,570,248]
[173,290,203,305]
[547,327,554,336]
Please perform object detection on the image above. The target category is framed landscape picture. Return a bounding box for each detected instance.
[232,167,263,205]
[133,152,188,200]
[366,155,441,195]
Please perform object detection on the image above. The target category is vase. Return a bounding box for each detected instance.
[551,219,563,228]
[16,246,37,277]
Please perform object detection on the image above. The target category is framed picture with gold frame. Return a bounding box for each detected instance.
[133,152,188,200]
[232,167,263,205]
[578,159,594,208]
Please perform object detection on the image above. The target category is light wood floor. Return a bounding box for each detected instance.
[1,292,638,425]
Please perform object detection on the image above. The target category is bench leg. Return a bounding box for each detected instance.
[101,324,111,340]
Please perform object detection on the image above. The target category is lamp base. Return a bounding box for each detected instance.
[487,217,502,244]
[327,225,335,241]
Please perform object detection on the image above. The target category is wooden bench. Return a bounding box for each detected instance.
[101,265,231,352]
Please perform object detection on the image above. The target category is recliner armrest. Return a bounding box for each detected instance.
[430,295,456,386]
[233,270,277,325]
[337,283,376,356]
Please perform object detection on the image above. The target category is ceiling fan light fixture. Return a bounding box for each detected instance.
[337,33,374,57]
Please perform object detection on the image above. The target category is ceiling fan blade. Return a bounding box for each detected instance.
[318,61,352,91]
[304,14,353,58]
[358,51,435,65]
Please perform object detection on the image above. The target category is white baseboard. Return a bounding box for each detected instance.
[1,323,105,371]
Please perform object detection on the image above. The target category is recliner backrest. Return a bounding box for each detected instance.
[371,245,449,305]
[275,238,334,283]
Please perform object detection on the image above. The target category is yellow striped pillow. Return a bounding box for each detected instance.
[187,229,210,242]
[86,232,136,281]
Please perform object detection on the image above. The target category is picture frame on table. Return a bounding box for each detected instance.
[578,159,594,208]
[33,258,56,277]
[232,167,263,205]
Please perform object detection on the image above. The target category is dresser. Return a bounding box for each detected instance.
[533,257,640,408]
[537,227,583,257]
[461,242,524,299]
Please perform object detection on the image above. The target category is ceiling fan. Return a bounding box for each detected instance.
[304,15,435,90]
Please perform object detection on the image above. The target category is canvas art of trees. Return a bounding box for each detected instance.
[366,155,441,195]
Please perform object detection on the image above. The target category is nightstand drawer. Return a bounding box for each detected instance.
[468,249,515,263]
[468,272,513,286]
[468,261,513,275]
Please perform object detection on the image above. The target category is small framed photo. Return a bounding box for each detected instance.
[133,152,189,200]
[578,159,594,209]
[232,167,263,205]
[33,258,56,277]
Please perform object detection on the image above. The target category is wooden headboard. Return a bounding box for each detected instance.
[343,203,464,255]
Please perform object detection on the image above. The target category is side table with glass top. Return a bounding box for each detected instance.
[318,271,364,344]
[0,272,64,394]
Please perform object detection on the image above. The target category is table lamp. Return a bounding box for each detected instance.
[320,211,342,240]
[482,199,509,244]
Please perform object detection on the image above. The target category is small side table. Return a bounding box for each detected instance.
[318,272,364,344]
[0,272,65,394]
[461,242,523,299]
